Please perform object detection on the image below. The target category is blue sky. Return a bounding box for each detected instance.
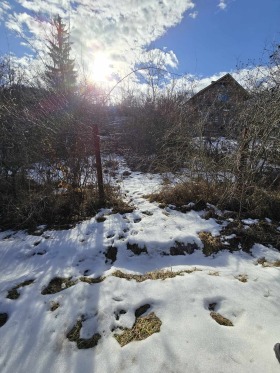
[153,0,280,76]
[0,0,279,87]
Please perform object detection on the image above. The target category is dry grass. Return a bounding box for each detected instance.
[256,257,280,267]
[79,276,105,284]
[147,181,280,221]
[235,274,248,283]
[114,312,162,347]
[210,312,233,326]
[147,180,222,209]
[112,268,201,282]
[199,232,223,256]
[208,271,220,276]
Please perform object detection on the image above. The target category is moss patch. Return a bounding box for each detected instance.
[7,279,34,300]
[114,312,162,347]
[112,268,200,282]
[41,277,77,295]
[210,312,233,326]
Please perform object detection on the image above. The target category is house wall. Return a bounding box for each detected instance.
[186,75,248,138]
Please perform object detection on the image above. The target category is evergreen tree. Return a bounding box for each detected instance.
[45,15,77,93]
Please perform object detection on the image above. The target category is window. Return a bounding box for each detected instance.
[218,93,229,102]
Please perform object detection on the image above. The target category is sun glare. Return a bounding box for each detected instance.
[91,54,113,83]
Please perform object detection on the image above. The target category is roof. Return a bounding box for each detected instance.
[189,73,249,102]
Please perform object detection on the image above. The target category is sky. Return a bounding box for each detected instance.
[0,0,279,92]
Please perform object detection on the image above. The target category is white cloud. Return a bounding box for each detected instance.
[189,11,198,19]
[0,1,11,23]
[4,0,195,87]
[218,1,227,10]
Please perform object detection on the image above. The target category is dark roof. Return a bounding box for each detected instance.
[189,73,249,102]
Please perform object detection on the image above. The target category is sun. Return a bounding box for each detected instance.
[91,53,113,83]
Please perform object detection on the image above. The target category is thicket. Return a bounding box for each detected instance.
[0,17,122,231]
[118,46,280,220]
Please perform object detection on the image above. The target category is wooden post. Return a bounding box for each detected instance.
[93,124,105,204]
[237,127,249,185]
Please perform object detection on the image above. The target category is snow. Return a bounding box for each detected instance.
[0,159,280,373]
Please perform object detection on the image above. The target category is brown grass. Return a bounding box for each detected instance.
[147,181,280,221]
[147,180,222,208]
[79,276,105,284]
[210,312,233,326]
[112,268,201,282]
[114,312,162,347]
[235,274,248,283]
[256,257,280,267]
[208,271,220,276]
[199,232,224,256]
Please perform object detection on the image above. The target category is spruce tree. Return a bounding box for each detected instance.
[45,15,77,93]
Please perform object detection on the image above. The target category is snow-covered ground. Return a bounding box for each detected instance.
[0,159,280,373]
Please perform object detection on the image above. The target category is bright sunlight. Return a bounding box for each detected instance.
[91,53,113,83]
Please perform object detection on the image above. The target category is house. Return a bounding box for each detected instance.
[186,73,249,138]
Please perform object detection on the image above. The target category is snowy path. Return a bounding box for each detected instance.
[0,161,280,373]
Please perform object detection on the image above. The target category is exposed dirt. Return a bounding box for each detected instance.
[135,304,151,318]
[66,316,101,349]
[41,277,78,295]
[114,309,127,321]
[127,243,147,255]
[7,279,35,300]
[50,301,60,312]
[105,246,118,264]
[0,313,8,327]
[170,241,198,256]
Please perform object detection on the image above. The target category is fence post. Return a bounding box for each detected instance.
[93,124,105,204]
